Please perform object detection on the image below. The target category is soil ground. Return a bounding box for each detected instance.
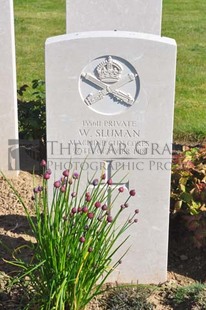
[0,172,205,309]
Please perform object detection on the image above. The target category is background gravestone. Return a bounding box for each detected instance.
[0,0,19,176]
[66,0,163,35]
[46,31,176,283]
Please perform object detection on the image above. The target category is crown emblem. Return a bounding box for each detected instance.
[96,56,122,83]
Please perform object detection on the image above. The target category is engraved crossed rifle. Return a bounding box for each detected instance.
[81,72,137,106]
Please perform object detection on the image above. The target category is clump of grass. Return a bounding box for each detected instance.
[2,161,139,310]
[103,285,154,310]
[173,282,206,309]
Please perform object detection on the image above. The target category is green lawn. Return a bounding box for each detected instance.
[14,0,206,143]
[162,0,206,142]
[14,0,65,85]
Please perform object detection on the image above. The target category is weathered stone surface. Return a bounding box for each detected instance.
[46,31,176,283]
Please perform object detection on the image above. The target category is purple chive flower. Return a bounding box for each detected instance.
[46,168,52,175]
[86,195,91,202]
[60,185,66,193]
[73,172,79,179]
[40,159,47,167]
[71,192,77,198]
[118,186,124,193]
[38,186,43,192]
[107,216,113,223]
[129,189,136,196]
[63,169,69,177]
[43,172,50,180]
[79,236,85,243]
[88,247,93,253]
[33,187,39,194]
[102,204,107,211]
[120,204,125,210]
[87,212,94,219]
[107,178,113,186]
[134,219,138,223]
[92,179,99,186]
[85,192,91,201]
[54,180,61,188]
[82,206,88,213]
[95,201,101,208]
[78,207,82,213]
[60,177,65,183]
[71,207,77,214]
[124,203,129,208]
[135,209,139,214]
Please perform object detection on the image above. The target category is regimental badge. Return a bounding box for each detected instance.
[96,56,122,83]
[79,55,140,115]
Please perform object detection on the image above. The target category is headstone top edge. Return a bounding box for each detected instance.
[46,32,176,46]
[66,0,163,35]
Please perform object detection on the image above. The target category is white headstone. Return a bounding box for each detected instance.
[46,31,176,284]
[66,0,163,35]
[0,0,19,176]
